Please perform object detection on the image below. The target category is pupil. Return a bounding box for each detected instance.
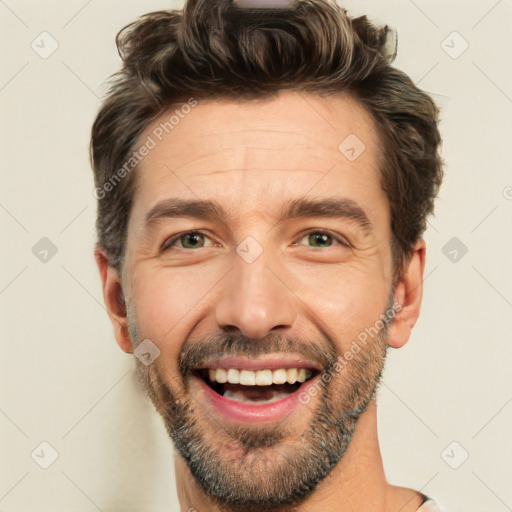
[311,233,331,247]
[184,233,202,248]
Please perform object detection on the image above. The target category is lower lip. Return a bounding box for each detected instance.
[195,373,319,424]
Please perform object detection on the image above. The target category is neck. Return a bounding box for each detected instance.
[174,398,423,512]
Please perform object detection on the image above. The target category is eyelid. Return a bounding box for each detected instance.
[160,228,350,252]
[161,229,214,251]
[295,228,350,248]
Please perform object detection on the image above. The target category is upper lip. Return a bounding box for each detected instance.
[195,356,322,372]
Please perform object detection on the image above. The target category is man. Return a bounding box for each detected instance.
[91,0,446,510]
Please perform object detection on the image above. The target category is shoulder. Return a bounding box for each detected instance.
[417,497,448,512]
[386,486,448,512]
[386,486,425,511]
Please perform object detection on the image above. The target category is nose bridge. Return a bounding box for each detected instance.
[214,241,297,339]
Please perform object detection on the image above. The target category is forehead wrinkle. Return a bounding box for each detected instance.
[171,127,319,140]
[169,146,296,170]
[151,125,336,162]
[156,146,348,179]
[189,167,327,177]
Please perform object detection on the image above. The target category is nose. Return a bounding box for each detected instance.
[214,251,297,340]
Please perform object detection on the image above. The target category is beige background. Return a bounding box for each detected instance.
[1,1,511,511]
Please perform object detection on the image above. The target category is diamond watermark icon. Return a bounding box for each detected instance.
[236,236,263,264]
[31,31,59,59]
[441,31,469,59]
[31,441,59,469]
[503,186,512,200]
[442,236,468,263]
[338,134,366,162]
[32,237,58,263]
[134,339,160,366]
[441,441,469,469]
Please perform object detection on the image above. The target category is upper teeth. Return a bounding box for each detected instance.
[208,368,313,386]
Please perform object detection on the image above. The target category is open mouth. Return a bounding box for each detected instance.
[194,368,319,405]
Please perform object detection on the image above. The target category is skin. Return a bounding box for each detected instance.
[96,91,427,512]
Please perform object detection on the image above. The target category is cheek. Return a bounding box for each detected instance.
[129,264,219,345]
[292,262,389,349]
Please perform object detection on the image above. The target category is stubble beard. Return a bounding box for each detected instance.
[128,304,390,512]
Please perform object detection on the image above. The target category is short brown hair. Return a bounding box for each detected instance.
[90,0,443,284]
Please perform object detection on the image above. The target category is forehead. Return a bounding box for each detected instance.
[130,91,384,225]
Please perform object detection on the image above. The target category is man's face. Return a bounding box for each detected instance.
[122,91,394,509]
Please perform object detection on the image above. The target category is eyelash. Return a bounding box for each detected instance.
[160,229,349,252]
[161,230,216,251]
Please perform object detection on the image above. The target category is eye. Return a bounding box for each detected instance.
[161,230,216,251]
[293,230,348,249]
[161,229,348,252]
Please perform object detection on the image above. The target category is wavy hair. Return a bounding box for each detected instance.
[90,0,443,284]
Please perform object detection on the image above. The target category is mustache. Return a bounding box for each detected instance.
[179,331,338,378]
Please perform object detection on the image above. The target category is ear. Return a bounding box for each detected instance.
[387,239,426,349]
[94,247,133,354]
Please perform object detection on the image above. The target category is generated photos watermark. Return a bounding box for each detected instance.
[93,98,198,200]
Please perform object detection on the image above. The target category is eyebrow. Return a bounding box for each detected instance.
[144,196,373,234]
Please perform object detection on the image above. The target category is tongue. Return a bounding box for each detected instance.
[221,383,297,403]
